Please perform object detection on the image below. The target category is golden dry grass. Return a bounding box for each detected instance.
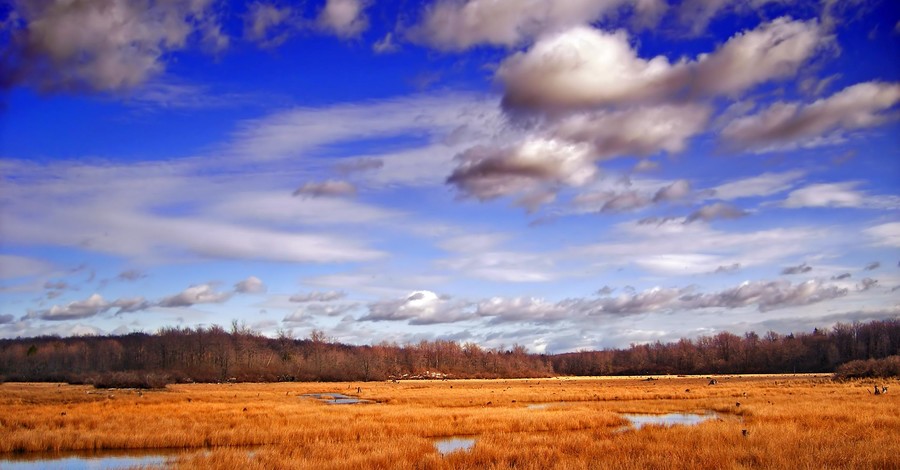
[1,375,897,469]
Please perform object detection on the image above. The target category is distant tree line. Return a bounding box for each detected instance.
[553,319,900,376]
[0,322,553,386]
[0,319,897,387]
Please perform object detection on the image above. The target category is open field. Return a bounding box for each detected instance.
[1,375,898,469]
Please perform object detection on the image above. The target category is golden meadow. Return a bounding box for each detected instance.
[1,375,897,469]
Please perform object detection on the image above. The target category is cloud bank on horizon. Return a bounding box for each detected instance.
[0,0,898,352]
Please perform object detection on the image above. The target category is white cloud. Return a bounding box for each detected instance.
[124,80,254,110]
[572,222,837,275]
[25,293,151,320]
[435,231,561,282]
[722,81,900,152]
[691,17,830,97]
[293,180,357,198]
[304,271,450,298]
[244,2,293,47]
[681,279,849,312]
[362,290,474,324]
[711,170,805,200]
[116,269,146,281]
[438,233,509,253]
[673,0,739,36]
[212,191,402,226]
[858,277,878,291]
[284,302,358,322]
[570,286,684,315]
[5,0,224,92]
[334,157,384,174]
[497,26,688,110]
[446,103,710,208]
[780,262,812,275]
[0,254,53,280]
[552,104,712,158]
[158,284,232,308]
[558,278,850,316]
[438,250,559,282]
[594,190,649,213]
[633,160,659,172]
[229,92,499,161]
[864,222,900,247]
[653,179,692,203]
[476,297,569,324]
[110,297,152,314]
[685,202,749,223]
[633,254,722,275]
[864,261,881,271]
[447,138,597,205]
[408,0,666,51]
[289,290,346,303]
[317,0,369,38]
[497,18,827,111]
[0,160,388,265]
[372,33,398,54]
[26,293,109,320]
[781,182,899,210]
[567,176,698,214]
[782,182,864,208]
[234,276,267,294]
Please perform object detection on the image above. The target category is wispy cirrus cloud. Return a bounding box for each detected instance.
[0,160,388,265]
[289,291,346,303]
[244,2,294,47]
[722,81,900,152]
[408,0,665,51]
[0,254,54,280]
[293,180,357,198]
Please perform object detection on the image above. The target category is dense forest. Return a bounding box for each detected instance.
[0,319,898,386]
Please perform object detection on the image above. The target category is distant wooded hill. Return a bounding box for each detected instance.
[0,319,897,386]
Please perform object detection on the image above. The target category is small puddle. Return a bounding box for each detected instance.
[0,449,183,469]
[434,437,476,455]
[621,412,718,430]
[302,393,371,404]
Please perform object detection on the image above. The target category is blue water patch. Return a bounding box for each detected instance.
[0,451,175,470]
[434,437,476,455]
[622,412,718,430]
[301,393,371,404]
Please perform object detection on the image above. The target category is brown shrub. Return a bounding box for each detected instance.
[833,355,900,380]
[92,371,171,389]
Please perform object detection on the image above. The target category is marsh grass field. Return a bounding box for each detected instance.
[1,375,897,469]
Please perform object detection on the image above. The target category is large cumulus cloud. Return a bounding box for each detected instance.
[2,0,226,92]
[497,18,829,112]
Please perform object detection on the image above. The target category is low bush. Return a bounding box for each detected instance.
[92,371,171,389]
[833,355,900,380]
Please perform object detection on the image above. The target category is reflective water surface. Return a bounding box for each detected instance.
[0,449,183,470]
[301,393,371,404]
[434,437,476,455]
[621,412,718,430]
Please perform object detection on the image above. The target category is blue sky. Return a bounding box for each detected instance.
[0,0,898,352]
